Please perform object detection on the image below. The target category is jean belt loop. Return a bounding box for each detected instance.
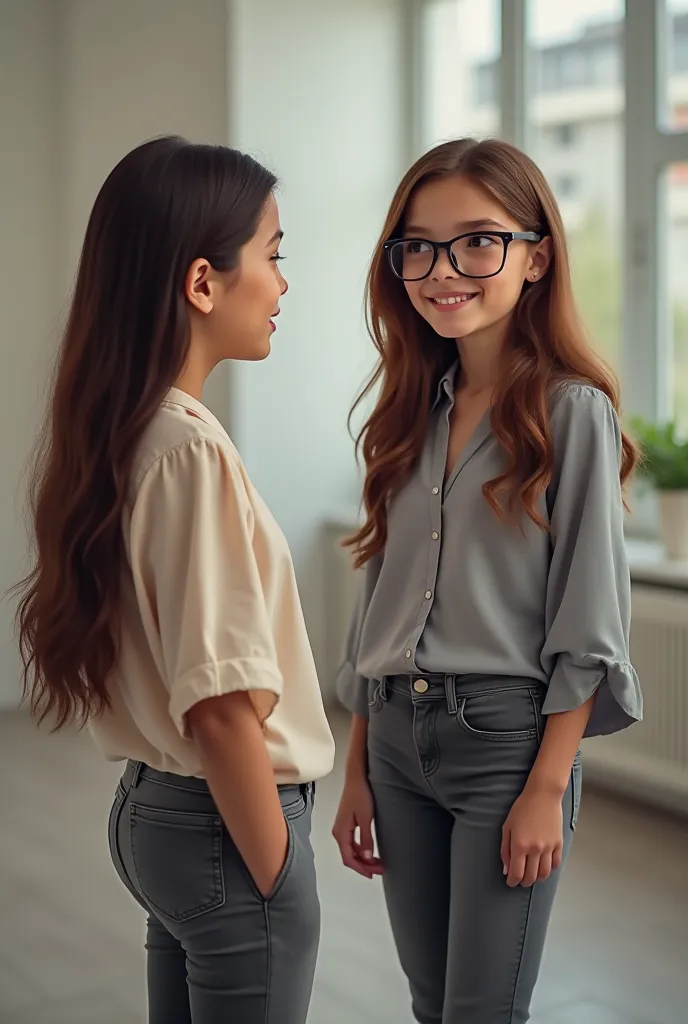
[444,674,458,715]
[130,760,144,788]
[379,676,389,702]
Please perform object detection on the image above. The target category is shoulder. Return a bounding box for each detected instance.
[550,382,616,421]
[130,403,244,502]
[549,382,622,467]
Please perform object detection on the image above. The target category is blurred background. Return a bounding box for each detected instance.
[1,1,687,1022]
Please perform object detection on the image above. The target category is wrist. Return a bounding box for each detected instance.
[344,756,368,784]
[524,768,568,800]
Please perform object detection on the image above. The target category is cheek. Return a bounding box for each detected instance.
[237,269,281,321]
[404,283,425,318]
[482,270,524,311]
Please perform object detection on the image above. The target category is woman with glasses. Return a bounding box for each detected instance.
[12,137,335,1024]
[333,138,642,1024]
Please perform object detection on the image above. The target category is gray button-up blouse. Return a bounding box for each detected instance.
[336,364,642,738]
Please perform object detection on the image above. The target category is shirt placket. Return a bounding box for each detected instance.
[403,404,451,668]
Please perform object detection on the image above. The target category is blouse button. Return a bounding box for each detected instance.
[405,649,412,659]
[432,486,439,495]
[432,531,439,541]
[424,590,432,600]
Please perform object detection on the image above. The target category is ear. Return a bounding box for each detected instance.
[185,258,214,315]
[526,236,553,283]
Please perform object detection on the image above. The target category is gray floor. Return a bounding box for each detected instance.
[1,708,687,1024]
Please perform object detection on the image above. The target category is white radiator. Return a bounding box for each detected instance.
[582,584,688,816]
[323,521,688,815]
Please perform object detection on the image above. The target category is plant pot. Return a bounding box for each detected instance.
[658,489,688,560]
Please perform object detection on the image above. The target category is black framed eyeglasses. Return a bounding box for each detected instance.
[383,230,542,282]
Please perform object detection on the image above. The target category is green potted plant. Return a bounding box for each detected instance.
[630,416,688,560]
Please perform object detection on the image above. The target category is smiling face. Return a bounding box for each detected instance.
[400,174,551,342]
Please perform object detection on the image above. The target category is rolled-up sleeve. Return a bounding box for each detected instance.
[336,553,382,717]
[129,438,283,738]
[540,386,643,737]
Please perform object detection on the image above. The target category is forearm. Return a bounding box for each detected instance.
[526,694,595,797]
[188,691,287,895]
[345,712,369,781]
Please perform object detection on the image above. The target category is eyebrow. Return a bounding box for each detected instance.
[266,229,284,246]
[403,218,507,236]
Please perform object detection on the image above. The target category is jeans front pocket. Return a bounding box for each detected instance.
[570,751,583,831]
[129,804,225,923]
[368,680,384,713]
[457,686,540,743]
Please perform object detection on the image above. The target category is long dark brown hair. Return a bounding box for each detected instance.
[347,138,637,567]
[11,136,277,728]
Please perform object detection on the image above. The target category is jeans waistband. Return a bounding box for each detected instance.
[378,673,545,714]
[121,760,315,803]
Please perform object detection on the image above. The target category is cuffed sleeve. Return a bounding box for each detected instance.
[129,438,283,739]
[335,553,382,717]
[540,386,643,737]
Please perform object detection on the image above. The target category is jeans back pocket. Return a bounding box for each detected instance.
[129,804,225,923]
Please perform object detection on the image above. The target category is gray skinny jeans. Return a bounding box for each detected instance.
[367,673,581,1024]
[108,760,320,1023]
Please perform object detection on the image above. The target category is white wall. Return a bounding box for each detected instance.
[0,0,232,708]
[0,0,405,708]
[228,0,406,693]
[0,0,62,709]
[61,0,232,421]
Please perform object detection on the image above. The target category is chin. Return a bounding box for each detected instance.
[429,315,482,339]
[246,336,273,361]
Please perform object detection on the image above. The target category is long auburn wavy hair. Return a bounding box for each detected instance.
[11,136,277,728]
[347,138,637,567]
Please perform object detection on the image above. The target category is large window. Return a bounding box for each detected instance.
[420,0,501,150]
[417,0,688,536]
[528,0,624,369]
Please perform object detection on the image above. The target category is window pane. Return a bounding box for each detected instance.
[420,0,500,150]
[666,0,688,131]
[669,164,688,434]
[527,0,624,369]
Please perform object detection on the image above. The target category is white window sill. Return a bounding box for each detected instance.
[626,537,688,591]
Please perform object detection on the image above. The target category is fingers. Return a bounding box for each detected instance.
[500,827,511,877]
[506,848,526,888]
[537,851,553,882]
[506,845,559,887]
[332,820,383,878]
[356,821,383,873]
[333,828,372,877]
[352,840,384,876]
[358,820,375,861]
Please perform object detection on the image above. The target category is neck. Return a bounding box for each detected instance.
[455,319,509,395]
[174,343,215,402]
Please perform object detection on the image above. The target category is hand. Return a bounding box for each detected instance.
[501,786,563,888]
[332,774,384,879]
[251,815,290,898]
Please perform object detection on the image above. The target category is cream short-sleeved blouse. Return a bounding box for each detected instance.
[89,388,335,785]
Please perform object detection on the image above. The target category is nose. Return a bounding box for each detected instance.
[430,246,459,281]
[279,268,288,296]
